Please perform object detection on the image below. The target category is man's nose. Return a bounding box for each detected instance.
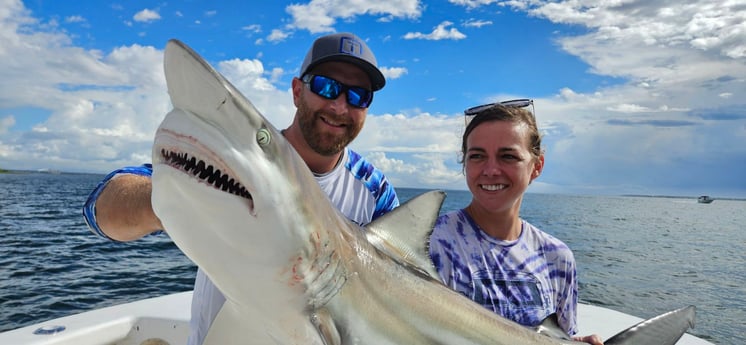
[328,92,349,114]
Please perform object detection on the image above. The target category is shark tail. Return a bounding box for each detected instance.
[604,305,696,345]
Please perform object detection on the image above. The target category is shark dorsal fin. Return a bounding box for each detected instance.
[365,190,445,281]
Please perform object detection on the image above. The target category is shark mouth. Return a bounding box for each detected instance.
[158,148,253,203]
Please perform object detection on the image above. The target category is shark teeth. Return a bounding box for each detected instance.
[160,148,253,202]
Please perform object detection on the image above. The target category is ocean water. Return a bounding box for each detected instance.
[1,172,744,344]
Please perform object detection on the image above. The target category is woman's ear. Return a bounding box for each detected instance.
[531,155,545,180]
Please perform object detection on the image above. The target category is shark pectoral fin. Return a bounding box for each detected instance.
[311,308,341,345]
[202,303,243,345]
[604,305,696,345]
[202,303,277,345]
[365,190,446,281]
[533,313,573,340]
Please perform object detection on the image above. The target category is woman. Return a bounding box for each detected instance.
[429,100,602,344]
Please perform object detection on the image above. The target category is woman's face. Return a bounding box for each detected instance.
[464,120,543,213]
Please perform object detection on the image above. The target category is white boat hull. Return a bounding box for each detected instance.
[0,292,191,345]
[0,291,712,345]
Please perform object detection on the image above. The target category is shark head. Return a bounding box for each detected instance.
[151,40,338,315]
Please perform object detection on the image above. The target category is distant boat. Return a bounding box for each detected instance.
[698,195,714,204]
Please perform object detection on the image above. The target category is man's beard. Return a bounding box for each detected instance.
[297,97,363,156]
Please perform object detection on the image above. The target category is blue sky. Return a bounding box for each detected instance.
[1,0,745,198]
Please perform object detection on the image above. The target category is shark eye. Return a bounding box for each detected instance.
[256,128,271,147]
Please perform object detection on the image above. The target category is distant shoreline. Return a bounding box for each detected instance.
[0,169,103,176]
[1,169,742,201]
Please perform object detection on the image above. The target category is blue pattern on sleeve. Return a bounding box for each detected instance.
[345,149,399,220]
[82,164,155,241]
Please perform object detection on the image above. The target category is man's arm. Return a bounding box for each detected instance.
[95,174,163,241]
[83,164,163,242]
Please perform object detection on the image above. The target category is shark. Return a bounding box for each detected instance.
[150,39,696,345]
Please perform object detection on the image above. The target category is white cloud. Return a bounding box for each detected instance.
[350,112,466,189]
[266,29,291,43]
[217,59,296,128]
[0,115,14,134]
[380,67,407,80]
[133,9,161,23]
[0,3,167,172]
[448,0,499,9]
[363,150,464,188]
[285,0,422,33]
[218,59,273,91]
[403,21,467,40]
[364,151,416,175]
[463,18,492,28]
[1,0,744,197]
[268,67,283,83]
[519,0,746,60]
[607,103,651,113]
[0,12,297,172]
[65,15,85,23]
[242,24,261,33]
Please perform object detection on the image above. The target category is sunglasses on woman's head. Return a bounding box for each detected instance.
[464,98,535,125]
[302,74,374,109]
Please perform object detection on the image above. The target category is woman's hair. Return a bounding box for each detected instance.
[460,104,543,164]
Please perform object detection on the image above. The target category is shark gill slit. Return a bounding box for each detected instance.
[160,148,253,201]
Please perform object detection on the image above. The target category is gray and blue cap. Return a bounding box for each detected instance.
[299,32,385,91]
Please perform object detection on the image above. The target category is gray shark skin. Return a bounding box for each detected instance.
[150,39,696,345]
[604,306,696,345]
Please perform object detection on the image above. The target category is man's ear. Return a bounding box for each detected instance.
[291,77,302,107]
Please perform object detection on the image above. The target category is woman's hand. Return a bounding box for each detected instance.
[573,334,604,345]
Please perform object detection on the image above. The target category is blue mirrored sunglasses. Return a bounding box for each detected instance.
[302,74,374,109]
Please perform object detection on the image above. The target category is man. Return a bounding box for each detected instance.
[83,32,399,345]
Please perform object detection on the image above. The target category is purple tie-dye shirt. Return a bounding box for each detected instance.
[429,209,579,335]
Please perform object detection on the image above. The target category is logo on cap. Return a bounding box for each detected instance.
[339,37,363,57]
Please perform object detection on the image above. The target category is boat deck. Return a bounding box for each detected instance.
[0,291,712,345]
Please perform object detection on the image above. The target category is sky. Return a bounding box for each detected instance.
[0,0,745,198]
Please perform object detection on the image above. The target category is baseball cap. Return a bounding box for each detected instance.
[299,32,385,91]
